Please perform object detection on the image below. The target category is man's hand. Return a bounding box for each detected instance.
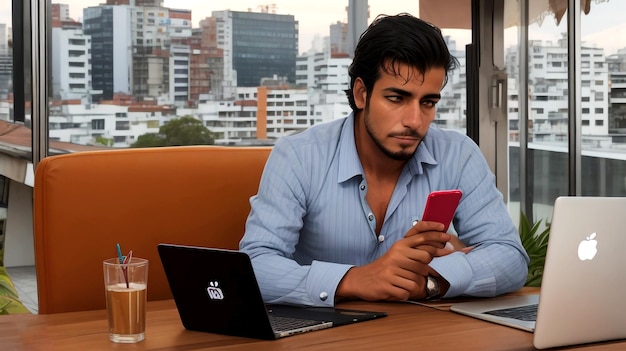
[406,220,473,255]
[407,220,473,297]
[336,227,450,302]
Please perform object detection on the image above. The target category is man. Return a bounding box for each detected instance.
[240,13,529,307]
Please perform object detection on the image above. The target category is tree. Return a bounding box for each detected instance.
[131,116,215,148]
[132,133,166,148]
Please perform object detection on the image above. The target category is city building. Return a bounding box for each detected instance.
[83,4,133,101]
[210,10,298,88]
[329,21,349,56]
[168,9,193,106]
[0,23,10,98]
[507,37,610,142]
[51,19,93,100]
[48,94,176,147]
[346,0,368,58]
[607,50,626,132]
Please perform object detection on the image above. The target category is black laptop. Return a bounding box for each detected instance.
[157,243,387,340]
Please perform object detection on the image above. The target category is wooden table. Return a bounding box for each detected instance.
[2,293,625,350]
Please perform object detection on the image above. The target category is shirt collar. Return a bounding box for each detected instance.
[336,113,439,183]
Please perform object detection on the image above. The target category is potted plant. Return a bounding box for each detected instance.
[519,211,550,287]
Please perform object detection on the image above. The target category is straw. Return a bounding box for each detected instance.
[115,244,132,288]
[116,243,124,263]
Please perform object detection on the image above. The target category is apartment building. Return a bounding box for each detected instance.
[48,96,176,147]
[507,37,609,143]
[51,20,93,100]
[168,9,193,106]
[0,23,10,98]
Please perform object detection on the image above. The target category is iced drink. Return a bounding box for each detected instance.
[103,257,148,343]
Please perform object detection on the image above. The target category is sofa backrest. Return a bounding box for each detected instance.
[33,145,271,314]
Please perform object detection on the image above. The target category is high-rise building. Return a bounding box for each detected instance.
[106,0,164,6]
[506,37,609,139]
[83,5,133,101]
[188,28,219,103]
[346,0,368,58]
[129,6,172,101]
[51,19,92,100]
[0,23,11,99]
[329,21,348,56]
[211,10,298,89]
[0,23,8,55]
[167,9,193,106]
[607,50,626,131]
[51,3,71,23]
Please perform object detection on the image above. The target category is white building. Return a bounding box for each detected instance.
[296,50,352,122]
[51,21,92,100]
[49,101,176,147]
[169,44,191,106]
[0,23,8,56]
[507,37,609,142]
[436,36,467,131]
[208,11,238,100]
[168,9,193,106]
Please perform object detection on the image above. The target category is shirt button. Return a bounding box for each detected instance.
[378,235,385,243]
[360,184,366,191]
[368,213,374,221]
[319,292,328,301]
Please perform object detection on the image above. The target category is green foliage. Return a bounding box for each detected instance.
[95,136,114,147]
[132,133,167,148]
[132,116,215,148]
[0,267,30,314]
[519,211,550,287]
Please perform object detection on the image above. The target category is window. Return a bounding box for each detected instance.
[116,121,130,130]
[92,119,105,130]
[508,0,626,224]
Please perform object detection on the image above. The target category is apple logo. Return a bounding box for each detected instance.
[577,232,598,261]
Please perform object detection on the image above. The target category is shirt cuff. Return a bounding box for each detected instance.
[307,261,353,306]
[429,252,472,297]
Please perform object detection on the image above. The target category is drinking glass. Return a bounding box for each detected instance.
[103,257,148,343]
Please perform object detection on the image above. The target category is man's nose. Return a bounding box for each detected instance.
[401,101,422,129]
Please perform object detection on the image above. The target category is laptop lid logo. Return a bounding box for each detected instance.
[577,232,598,261]
[207,281,224,300]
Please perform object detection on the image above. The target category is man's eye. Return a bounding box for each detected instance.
[387,96,402,102]
[422,100,438,107]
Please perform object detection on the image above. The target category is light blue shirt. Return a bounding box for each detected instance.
[240,113,529,307]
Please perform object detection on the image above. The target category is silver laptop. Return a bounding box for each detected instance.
[450,196,626,349]
[157,243,387,340]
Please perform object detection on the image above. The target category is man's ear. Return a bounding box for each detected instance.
[353,78,367,110]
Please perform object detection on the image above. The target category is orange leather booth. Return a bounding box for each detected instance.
[33,146,271,314]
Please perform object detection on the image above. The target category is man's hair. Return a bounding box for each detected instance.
[346,13,459,111]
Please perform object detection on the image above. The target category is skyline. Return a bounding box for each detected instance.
[2,1,626,56]
[64,0,419,54]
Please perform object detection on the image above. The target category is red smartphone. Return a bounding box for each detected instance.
[421,190,462,232]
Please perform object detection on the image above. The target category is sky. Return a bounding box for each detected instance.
[1,1,626,55]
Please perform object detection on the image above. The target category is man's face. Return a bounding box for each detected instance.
[354,63,445,160]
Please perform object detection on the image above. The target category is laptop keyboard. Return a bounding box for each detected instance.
[269,315,323,332]
[485,304,538,322]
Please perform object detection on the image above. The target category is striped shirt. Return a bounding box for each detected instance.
[240,113,529,307]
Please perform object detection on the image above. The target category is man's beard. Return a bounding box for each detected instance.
[363,105,423,161]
